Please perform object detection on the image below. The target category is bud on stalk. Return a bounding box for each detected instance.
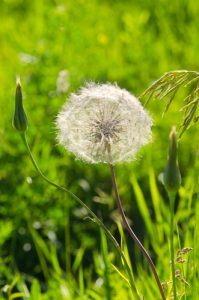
[13,77,28,132]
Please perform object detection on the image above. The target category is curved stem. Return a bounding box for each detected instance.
[21,133,138,296]
[109,163,166,300]
[169,192,177,300]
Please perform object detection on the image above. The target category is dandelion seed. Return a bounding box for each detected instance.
[56,83,152,164]
[56,70,70,94]
[19,52,38,64]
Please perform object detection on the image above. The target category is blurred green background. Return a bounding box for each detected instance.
[0,0,199,299]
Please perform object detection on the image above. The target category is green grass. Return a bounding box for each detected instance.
[0,0,199,299]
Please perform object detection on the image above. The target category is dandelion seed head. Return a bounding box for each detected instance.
[56,83,152,164]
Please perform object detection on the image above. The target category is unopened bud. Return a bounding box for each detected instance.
[163,127,181,192]
[13,77,28,132]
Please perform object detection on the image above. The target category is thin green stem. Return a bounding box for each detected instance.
[169,192,177,300]
[65,202,71,278]
[176,224,187,300]
[109,163,166,300]
[21,133,138,296]
[100,229,112,300]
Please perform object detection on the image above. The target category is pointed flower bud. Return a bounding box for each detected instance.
[13,77,28,132]
[163,126,181,192]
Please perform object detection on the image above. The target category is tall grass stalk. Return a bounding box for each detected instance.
[65,203,71,278]
[100,229,112,300]
[162,126,181,299]
[169,192,177,300]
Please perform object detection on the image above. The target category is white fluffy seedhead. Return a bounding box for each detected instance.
[56,83,152,164]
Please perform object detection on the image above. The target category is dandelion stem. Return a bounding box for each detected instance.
[21,133,138,296]
[109,163,166,300]
[169,192,177,300]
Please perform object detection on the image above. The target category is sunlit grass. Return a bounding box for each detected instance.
[0,0,199,299]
